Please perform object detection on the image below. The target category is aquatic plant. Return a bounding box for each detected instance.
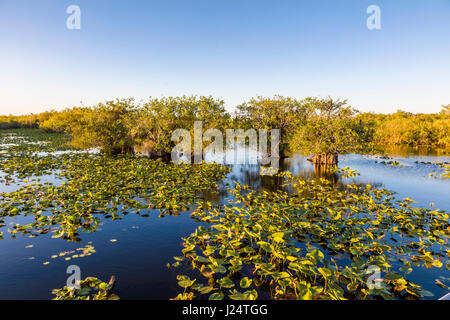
[417,161,450,180]
[52,276,119,300]
[0,131,230,241]
[379,160,403,167]
[172,172,449,300]
[1,129,448,300]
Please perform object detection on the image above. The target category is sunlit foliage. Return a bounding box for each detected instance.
[236,95,309,157]
[289,97,368,163]
[171,172,449,300]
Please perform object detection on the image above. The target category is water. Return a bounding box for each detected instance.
[0,145,449,299]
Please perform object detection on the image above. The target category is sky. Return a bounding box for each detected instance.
[0,0,449,115]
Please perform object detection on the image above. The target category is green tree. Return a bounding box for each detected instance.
[290,97,365,165]
[236,95,309,157]
[62,99,139,155]
[134,95,231,157]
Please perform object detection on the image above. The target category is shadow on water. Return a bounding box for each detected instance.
[217,147,449,210]
[220,152,347,196]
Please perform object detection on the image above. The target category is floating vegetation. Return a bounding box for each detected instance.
[52,276,119,300]
[1,129,449,300]
[0,131,230,241]
[442,168,450,179]
[0,129,72,160]
[415,161,450,180]
[47,244,96,262]
[378,160,404,167]
[171,171,449,300]
[417,161,450,167]
[339,167,361,178]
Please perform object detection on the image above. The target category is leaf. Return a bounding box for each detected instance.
[271,232,285,243]
[297,283,312,300]
[240,277,252,289]
[307,249,324,262]
[77,288,91,296]
[318,267,333,278]
[435,279,448,290]
[217,277,234,288]
[176,275,196,288]
[432,260,443,268]
[209,292,224,300]
[385,273,402,281]
[399,265,412,275]
[257,241,272,252]
[98,282,108,290]
[243,289,258,300]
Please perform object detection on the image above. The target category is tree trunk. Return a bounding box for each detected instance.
[308,153,338,165]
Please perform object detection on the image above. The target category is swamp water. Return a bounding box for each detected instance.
[0,131,449,299]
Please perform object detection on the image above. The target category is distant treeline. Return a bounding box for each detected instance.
[0,114,42,129]
[1,96,449,158]
[356,110,450,148]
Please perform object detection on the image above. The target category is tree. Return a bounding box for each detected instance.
[66,99,138,155]
[40,107,90,133]
[134,95,231,158]
[290,97,365,166]
[236,95,309,157]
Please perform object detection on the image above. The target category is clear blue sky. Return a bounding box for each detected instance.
[1,0,449,115]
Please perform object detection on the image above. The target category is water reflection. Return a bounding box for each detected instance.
[211,147,449,212]
[376,144,449,157]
